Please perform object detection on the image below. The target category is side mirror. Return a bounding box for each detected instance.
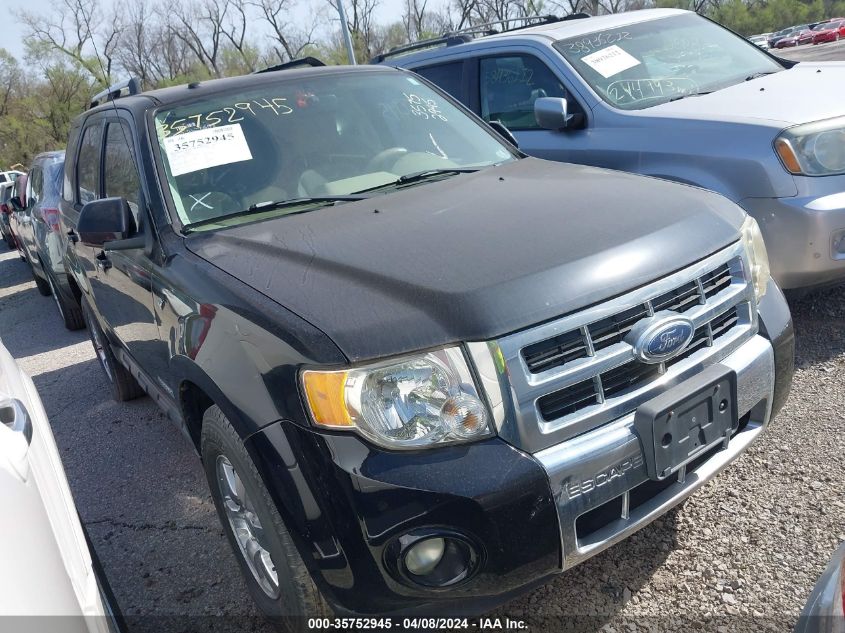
[78,197,135,247]
[488,120,519,148]
[534,97,584,131]
[9,196,22,211]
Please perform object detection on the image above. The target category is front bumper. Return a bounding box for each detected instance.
[536,334,773,569]
[741,194,845,290]
[246,284,792,616]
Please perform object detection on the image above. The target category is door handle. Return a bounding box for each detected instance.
[67,229,78,244]
[95,252,112,272]
[0,398,33,445]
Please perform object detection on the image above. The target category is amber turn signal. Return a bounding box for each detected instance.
[301,370,354,427]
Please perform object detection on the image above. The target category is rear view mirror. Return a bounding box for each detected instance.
[78,197,134,247]
[535,97,584,131]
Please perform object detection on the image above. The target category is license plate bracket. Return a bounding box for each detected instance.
[634,364,738,481]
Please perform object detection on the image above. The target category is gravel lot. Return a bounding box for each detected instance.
[1,47,844,633]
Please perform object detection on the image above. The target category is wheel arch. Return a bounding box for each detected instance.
[171,355,266,453]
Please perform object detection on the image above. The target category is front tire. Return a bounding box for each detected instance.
[201,405,331,631]
[81,299,145,401]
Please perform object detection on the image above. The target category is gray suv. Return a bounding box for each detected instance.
[380,9,845,291]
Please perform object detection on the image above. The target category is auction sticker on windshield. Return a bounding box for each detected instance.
[581,45,641,79]
[162,123,253,176]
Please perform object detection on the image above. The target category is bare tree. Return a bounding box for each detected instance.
[18,0,122,84]
[168,0,231,77]
[328,0,380,57]
[250,0,319,62]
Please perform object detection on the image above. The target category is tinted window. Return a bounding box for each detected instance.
[77,122,103,204]
[104,121,142,230]
[414,62,464,99]
[479,55,566,129]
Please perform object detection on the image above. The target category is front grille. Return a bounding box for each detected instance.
[522,261,735,375]
[537,304,741,421]
[486,242,758,453]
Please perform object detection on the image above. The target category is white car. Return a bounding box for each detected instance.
[0,170,23,185]
[0,340,120,631]
[749,33,771,49]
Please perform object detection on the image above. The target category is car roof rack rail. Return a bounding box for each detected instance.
[371,12,591,63]
[371,35,474,63]
[444,14,563,38]
[90,77,142,109]
[253,57,326,73]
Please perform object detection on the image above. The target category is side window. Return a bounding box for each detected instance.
[27,167,41,208]
[414,62,464,100]
[479,55,568,130]
[104,120,143,232]
[77,122,103,204]
[63,126,80,203]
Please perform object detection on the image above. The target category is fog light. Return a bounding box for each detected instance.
[404,538,445,576]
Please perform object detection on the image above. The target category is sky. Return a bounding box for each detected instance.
[3,0,434,63]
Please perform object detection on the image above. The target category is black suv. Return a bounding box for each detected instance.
[60,65,793,623]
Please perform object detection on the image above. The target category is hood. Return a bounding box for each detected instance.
[650,62,845,127]
[186,158,744,362]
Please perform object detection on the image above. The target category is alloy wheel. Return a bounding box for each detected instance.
[216,455,280,599]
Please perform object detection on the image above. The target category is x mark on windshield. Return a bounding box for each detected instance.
[181,168,481,233]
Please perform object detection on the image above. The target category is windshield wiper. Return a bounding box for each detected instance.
[183,195,369,232]
[745,71,778,81]
[668,91,713,102]
[353,168,480,194]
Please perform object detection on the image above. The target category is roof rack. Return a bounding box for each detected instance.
[371,34,473,63]
[371,12,590,63]
[90,77,142,109]
[253,57,326,74]
[446,14,562,37]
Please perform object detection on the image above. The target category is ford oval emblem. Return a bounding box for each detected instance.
[634,316,696,364]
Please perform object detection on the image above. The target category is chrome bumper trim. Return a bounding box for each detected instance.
[535,334,774,570]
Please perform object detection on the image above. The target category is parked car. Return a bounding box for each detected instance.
[0,182,15,249]
[770,25,809,47]
[812,20,845,44]
[794,542,845,633]
[59,66,793,621]
[775,33,802,47]
[749,34,770,49]
[381,9,845,291]
[0,339,122,630]
[0,169,23,185]
[796,26,822,45]
[8,172,27,262]
[12,151,85,330]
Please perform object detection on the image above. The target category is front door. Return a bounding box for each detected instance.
[87,115,160,367]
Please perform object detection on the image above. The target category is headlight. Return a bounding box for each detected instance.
[775,116,845,176]
[301,347,493,449]
[740,215,769,300]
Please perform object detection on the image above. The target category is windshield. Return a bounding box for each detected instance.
[153,71,517,228]
[554,13,783,111]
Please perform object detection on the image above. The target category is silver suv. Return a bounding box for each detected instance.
[380,9,845,292]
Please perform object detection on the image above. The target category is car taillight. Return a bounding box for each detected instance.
[42,208,60,232]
